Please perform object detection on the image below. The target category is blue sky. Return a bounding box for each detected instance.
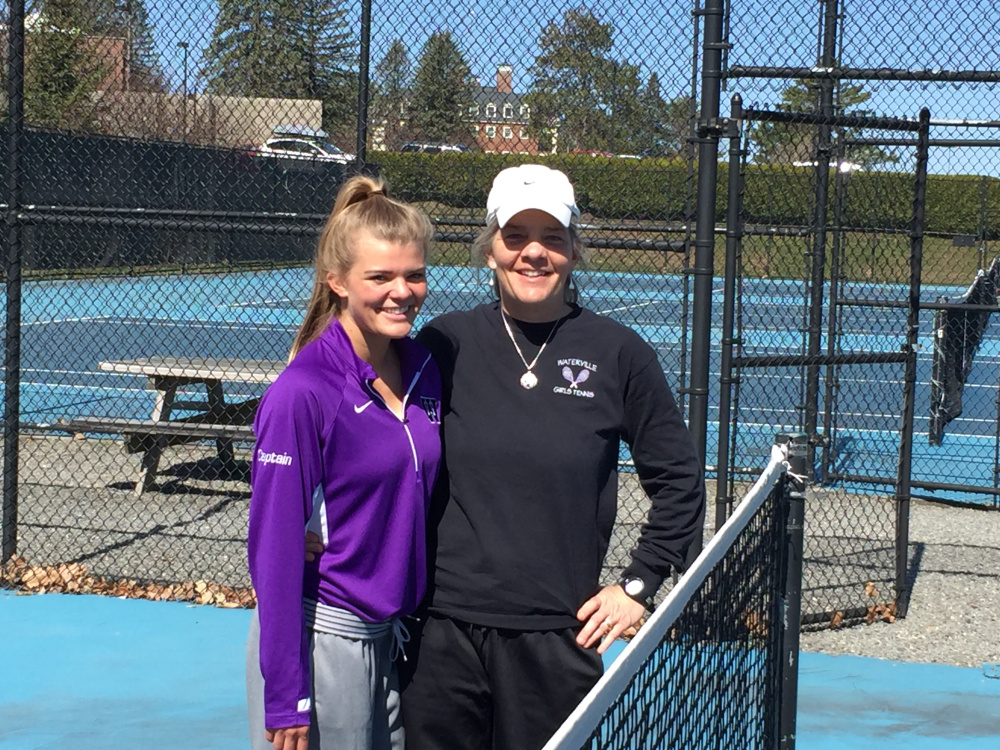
[147,0,1000,176]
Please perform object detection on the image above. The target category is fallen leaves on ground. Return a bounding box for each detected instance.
[0,554,256,608]
[863,581,896,624]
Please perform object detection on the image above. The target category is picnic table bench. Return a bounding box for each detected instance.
[63,357,285,496]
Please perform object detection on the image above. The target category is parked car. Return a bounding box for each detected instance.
[567,149,615,158]
[399,141,471,154]
[249,125,355,165]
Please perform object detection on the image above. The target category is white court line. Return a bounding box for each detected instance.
[25,316,114,326]
[226,297,305,308]
[22,367,116,377]
[113,318,296,332]
[734,420,994,441]
[21,383,140,392]
[597,299,658,315]
[24,315,295,332]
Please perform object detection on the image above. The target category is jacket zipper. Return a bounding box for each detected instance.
[363,352,433,474]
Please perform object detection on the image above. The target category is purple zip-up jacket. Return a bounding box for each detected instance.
[248,319,442,729]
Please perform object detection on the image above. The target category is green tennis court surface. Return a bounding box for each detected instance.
[2,592,998,749]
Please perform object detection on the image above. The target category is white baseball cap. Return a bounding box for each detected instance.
[486,164,580,228]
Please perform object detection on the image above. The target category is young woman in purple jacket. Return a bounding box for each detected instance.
[246,176,442,750]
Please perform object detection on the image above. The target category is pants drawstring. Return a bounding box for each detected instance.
[390,618,411,662]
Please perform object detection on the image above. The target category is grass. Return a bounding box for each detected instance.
[16,258,303,282]
[450,230,985,287]
[732,232,987,287]
[10,222,991,292]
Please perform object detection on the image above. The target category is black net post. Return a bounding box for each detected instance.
[776,432,807,750]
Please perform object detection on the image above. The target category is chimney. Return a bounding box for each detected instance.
[496,64,513,93]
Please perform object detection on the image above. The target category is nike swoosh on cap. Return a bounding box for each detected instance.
[354,401,374,414]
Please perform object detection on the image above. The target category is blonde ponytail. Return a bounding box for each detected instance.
[289,176,432,360]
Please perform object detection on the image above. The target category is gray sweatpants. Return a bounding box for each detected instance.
[246,610,404,750]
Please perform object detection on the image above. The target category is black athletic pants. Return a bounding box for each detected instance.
[400,614,603,750]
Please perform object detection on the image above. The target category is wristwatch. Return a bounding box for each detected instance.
[620,576,653,608]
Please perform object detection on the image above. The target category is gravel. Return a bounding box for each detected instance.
[11,435,1000,669]
[616,473,1000,669]
[799,497,1000,668]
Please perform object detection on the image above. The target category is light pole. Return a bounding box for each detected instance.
[177,42,189,142]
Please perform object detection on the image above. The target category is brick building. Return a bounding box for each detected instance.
[470,65,539,154]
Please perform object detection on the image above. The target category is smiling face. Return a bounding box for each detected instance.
[326,230,428,349]
[486,209,578,322]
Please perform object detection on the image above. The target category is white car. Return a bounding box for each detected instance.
[400,141,471,154]
[251,133,355,165]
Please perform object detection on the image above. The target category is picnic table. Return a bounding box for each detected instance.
[64,357,285,496]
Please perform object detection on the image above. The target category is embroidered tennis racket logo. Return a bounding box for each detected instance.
[421,396,441,423]
[553,359,597,399]
[562,366,591,389]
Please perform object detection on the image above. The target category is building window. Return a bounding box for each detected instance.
[469,104,479,116]
[520,104,530,117]
[503,103,513,118]
[473,125,480,134]
[519,128,527,139]
[485,103,496,117]
[502,126,513,138]
[485,125,496,138]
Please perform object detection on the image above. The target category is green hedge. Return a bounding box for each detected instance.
[374,152,1000,236]
[376,152,693,221]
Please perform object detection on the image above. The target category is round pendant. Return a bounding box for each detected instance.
[520,371,539,389]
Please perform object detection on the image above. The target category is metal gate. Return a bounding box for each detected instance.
[716,98,931,626]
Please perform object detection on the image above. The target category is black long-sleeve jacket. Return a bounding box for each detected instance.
[416,302,705,630]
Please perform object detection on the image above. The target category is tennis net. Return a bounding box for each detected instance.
[543,436,803,750]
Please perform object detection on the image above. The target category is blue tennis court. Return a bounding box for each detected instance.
[2,592,998,749]
[7,266,998,502]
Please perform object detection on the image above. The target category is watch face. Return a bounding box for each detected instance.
[624,578,645,597]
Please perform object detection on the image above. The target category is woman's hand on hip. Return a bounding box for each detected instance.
[266,725,308,750]
[304,530,324,562]
[575,585,647,655]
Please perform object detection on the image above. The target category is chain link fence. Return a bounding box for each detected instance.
[1,1,999,623]
[719,102,930,626]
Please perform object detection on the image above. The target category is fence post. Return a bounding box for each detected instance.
[715,94,744,530]
[804,0,841,477]
[821,138,850,484]
[688,0,727,559]
[895,107,930,618]
[776,432,807,750]
[2,0,26,565]
[354,0,372,170]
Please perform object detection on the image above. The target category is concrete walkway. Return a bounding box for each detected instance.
[2,593,999,748]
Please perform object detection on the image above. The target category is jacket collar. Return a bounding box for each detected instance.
[321,318,427,385]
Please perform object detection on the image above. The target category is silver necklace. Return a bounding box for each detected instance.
[500,309,558,389]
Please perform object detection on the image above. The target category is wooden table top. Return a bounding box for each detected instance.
[98,357,285,384]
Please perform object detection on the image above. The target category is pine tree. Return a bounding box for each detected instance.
[89,0,164,91]
[409,31,474,142]
[526,6,641,154]
[751,79,896,168]
[203,0,356,139]
[636,73,693,157]
[296,0,355,140]
[204,2,295,98]
[24,0,107,131]
[371,40,412,150]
